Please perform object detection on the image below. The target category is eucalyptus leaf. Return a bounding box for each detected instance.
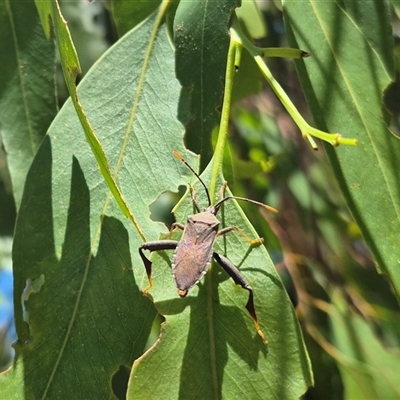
[283,0,400,297]
[236,0,267,39]
[2,12,194,398]
[128,167,313,399]
[0,0,57,207]
[331,293,400,399]
[174,0,240,168]
[109,0,161,36]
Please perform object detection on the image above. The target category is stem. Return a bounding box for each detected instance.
[230,16,358,149]
[262,47,311,59]
[254,57,357,148]
[210,35,238,202]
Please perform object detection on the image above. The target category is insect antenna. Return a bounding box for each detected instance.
[214,196,278,214]
[173,151,212,207]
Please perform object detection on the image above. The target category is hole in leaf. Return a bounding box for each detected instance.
[111,365,130,400]
[16,275,46,346]
[21,275,45,326]
[144,313,165,352]
[149,186,186,229]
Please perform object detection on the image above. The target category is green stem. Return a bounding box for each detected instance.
[230,16,357,149]
[262,47,310,59]
[210,35,238,202]
[255,56,358,148]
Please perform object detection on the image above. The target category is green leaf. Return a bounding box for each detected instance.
[330,293,400,399]
[2,3,314,397]
[0,0,57,208]
[128,168,313,399]
[108,0,161,36]
[236,0,267,39]
[174,0,240,169]
[283,0,400,297]
[35,0,138,232]
[1,13,194,398]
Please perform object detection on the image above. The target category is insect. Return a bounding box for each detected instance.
[139,152,277,342]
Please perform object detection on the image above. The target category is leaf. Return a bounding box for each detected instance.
[1,12,194,398]
[330,293,400,399]
[174,0,240,169]
[283,0,400,297]
[0,0,57,208]
[236,0,267,40]
[128,168,313,399]
[108,0,161,36]
[35,0,139,231]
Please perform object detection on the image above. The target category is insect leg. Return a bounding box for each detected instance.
[217,226,264,246]
[213,252,267,343]
[189,186,201,212]
[139,240,178,292]
[219,181,228,200]
[168,222,185,238]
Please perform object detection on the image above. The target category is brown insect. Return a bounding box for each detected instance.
[139,152,277,342]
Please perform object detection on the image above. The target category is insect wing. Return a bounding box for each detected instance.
[172,213,219,293]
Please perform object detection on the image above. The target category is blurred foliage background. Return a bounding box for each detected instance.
[1,1,400,398]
